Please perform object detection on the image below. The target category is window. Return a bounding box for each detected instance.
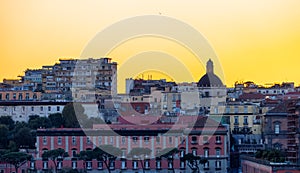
[169,137,172,144]
[156,159,161,169]
[275,124,280,134]
[168,159,173,169]
[86,161,92,170]
[72,161,77,169]
[192,148,197,156]
[57,161,62,170]
[234,106,239,113]
[216,148,221,157]
[40,106,43,111]
[121,149,126,158]
[191,136,197,144]
[18,93,22,100]
[180,160,185,169]
[234,116,238,124]
[215,160,221,169]
[43,136,47,145]
[121,136,126,145]
[57,106,60,112]
[204,148,209,157]
[30,161,35,170]
[48,106,51,111]
[5,93,9,100]
[109,160,115,170]
[58,136,62,145]
[144,160,150,169]
[121,159,126,169]
[243,116,248,125]
[204,91,210,97]
[172,94,176,102]
[244,106,248,113]
[98,161,103,170]
[156,136,160,144]
[72,149,77,157]
[72,136,76,145]
[144,137,149,145]
[87,137,91,144]
[43,161,48,169]
[110,136,114,144]
[0,93,2,100]
[216,136,221,144]
[132,137,138,144]
[225,106,230,113]
[204,161,209,170]
[98,136,102,145]
[31,106,34,112]
[133,160,138,170]
[25,93,29,100]
[180,149,185,158]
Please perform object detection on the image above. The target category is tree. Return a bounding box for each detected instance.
[255,149,286,162]
[62,103,88,128]
[7,141,18,152]
[182,153,207,173]
[49,113,64,128]
[0,124,9,148]
[128,148,152,173]
[77,150,94,173]
[93,145,122,173]
[157,147,179,173]
[0,116,15,130]
[28,115,52,129]
[42,148,69,173]
[1,152,32,173]
[14,127,35,149]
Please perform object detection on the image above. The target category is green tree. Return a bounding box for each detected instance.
[77,150,94,173]
[157,147,179,173]
[182,153,207,173]
[0,124,9,148]
[93,145,122,173]
[49,113,64,128]
[128,148,152,173]
[42,148,69,173]
[62,103,88,128]
[7,141,18,152]
[14,127,35,149]
[28,115,52,129]
[0,116,15,130]
[1,152,32,173]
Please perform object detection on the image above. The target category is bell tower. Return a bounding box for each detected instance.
[206,59,214,74]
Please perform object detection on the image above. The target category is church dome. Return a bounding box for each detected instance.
[197,59,223,87]
[197,73,223,87]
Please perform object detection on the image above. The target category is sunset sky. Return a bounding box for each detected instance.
[1,0,300,92]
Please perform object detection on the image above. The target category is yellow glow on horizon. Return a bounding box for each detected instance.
[1,0,300,90]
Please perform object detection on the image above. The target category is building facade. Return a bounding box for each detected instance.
[35,116,229,173]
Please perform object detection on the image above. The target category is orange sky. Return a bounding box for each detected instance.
[1,0,300,92]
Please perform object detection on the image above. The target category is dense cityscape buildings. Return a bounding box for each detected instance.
[0,58,300,172]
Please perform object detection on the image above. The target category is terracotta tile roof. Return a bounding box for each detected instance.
[239,92,265,100]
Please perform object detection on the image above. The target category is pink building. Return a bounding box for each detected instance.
[34,116,229,172]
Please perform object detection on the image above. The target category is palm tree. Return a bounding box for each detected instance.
[182,153,207,173]
[76,150,94,173]
[93,145,122,173]
[42,148,69,173]
[157,147,179,173]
